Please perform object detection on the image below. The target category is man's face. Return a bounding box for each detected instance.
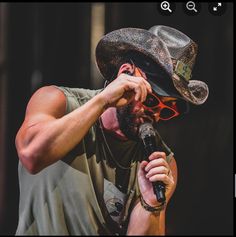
[116,63,180,141]
[116,95,178,141]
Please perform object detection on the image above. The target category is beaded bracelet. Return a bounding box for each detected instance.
[139,195,166,213]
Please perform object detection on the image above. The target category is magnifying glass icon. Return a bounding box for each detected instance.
[161,1,172,13]
[186,1,198,12]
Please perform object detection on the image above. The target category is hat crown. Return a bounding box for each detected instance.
[96,27,173,80]
[149,25,198,71]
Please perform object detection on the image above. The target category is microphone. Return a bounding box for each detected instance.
[139,122,166,204]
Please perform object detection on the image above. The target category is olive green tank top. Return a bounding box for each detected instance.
[16,86,174,235]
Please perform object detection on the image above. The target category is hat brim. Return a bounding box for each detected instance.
[148,79,183,99]
[172,74,209,105]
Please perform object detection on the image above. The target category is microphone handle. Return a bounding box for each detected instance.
[144,142,166,204]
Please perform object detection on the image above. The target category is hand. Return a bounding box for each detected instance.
[99,73,152,108]
[137,152,175,206]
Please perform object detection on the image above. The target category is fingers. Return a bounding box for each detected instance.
[102,72,152,108]
[147,173,171,184]
[149,151,167,161]
[145,166,169,178]
[145,152,169,172]
[144,152,172,185]
[123,74,152,102]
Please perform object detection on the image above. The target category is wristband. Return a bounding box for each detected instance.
[139,195,166,213]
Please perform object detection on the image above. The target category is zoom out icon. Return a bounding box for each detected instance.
[186,1,198,12]
[183,1,201,15]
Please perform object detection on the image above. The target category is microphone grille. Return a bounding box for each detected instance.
[139,122,156,140]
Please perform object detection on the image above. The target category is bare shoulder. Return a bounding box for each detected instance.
[22,85,67,128]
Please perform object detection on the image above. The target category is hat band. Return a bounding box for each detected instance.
[175,60,192,82]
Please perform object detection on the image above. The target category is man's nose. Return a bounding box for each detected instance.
[133,101,145,113]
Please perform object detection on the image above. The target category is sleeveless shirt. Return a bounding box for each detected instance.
[15,86,174,235]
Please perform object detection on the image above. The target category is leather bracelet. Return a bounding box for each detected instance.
[139,195,166,213]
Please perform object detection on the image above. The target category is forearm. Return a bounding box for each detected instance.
[17,92,107,173]
[127,201,165,235]
[127,156,177,235]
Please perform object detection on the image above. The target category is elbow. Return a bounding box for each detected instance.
[17,148,43,174]
[15,131,45,174]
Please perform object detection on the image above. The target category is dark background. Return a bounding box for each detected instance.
[0,2,233,235]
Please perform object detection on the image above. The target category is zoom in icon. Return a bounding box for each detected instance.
[157,1,176,16]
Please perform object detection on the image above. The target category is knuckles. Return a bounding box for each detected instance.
[150,151,166,159]
[145,159,168,172]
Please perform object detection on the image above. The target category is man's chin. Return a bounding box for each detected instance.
[117,107,154,141]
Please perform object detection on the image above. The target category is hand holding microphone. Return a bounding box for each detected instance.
[139,122,167,204]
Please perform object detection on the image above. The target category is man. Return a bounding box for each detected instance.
[15,25,209,235]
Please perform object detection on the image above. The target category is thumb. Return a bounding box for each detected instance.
[138,160,149,177]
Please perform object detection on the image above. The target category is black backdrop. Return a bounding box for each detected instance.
[0,2,233,235]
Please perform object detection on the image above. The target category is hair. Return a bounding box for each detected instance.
[108,56,132,82]
[108,51,159,82]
